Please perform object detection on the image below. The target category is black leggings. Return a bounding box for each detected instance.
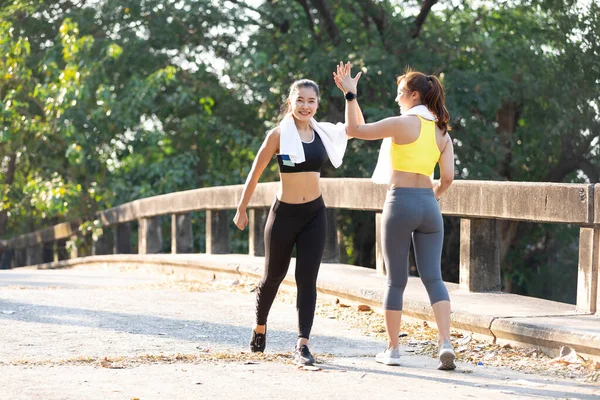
[255,196,326,339]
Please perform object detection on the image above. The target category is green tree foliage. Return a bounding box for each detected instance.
[217,0,598,302]
[1,0,598,302]
[1,0,264,238]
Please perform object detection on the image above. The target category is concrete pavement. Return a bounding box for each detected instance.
[0,267,599,399]
[32,253,600,360]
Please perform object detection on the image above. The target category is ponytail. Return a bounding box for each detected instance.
[277,99,292,123]
[424,75,450,133]
[397,69,451,133]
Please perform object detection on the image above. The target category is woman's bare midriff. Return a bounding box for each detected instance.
[389,170,433,189]
[278,172,322,203]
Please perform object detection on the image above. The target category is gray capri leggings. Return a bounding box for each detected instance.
[382,187,450,310]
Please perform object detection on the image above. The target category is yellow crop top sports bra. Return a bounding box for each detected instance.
[390,116,440,177]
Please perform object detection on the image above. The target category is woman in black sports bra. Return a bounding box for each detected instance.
[233,77,363,366]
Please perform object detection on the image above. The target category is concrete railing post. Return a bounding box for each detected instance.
[56,238,69,261]
[14,248,26,268]
[113,223,132,254]
[375,212,386,275]
[42,242,54,264]
[206,210,230,254]
[26,244,43,266]
[459,218,501,292]
[248,208,268,257]
[69,235,79,259]
[0,249,12,269]
[171,213,193,254]
[138,217,162,254]
[577,227,599,313]
[597,264,600,316]
[92,230,113,256]
[322,208,340,263]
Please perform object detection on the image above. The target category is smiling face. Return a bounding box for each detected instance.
[395,79,419,115]
[290,86,319,122]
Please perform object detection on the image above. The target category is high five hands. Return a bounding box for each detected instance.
[333,61,362,95]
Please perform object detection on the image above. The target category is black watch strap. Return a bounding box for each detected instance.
[345,92,357,101]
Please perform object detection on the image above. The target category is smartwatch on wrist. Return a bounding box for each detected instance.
[345,92,357,101]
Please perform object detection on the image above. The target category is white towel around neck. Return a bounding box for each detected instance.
[371,105,437,184]
[279,113,348,168]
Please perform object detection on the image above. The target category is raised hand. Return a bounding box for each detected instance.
[333,61,362,95]
[333,61,348,94]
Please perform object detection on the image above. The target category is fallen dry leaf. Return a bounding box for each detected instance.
[113,276,600,384]
[299,365,321,371]
[550,346,580,366]
[100,357,124,369]
[457,334,472,346]
[456,346,468,353]
[583,360,600,370]
[357,305,371,312]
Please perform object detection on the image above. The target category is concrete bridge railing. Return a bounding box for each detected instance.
[2,178,599,314]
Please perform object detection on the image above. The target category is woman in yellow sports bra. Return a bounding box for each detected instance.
[334,64,456,370]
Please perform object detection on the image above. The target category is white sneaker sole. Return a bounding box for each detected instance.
[375,356,401,366]
[438,349,456,370]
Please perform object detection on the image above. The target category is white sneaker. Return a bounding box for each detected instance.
[437,339,456,370]
[375,347,401,366]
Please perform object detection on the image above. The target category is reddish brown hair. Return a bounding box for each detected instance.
[397,68,450,133]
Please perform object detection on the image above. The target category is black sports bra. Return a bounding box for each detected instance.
[277,132,328,173]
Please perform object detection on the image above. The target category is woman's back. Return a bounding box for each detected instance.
[389,115,449,189]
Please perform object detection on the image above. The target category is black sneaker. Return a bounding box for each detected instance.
[294,344,315,366]
[250,329,266,353]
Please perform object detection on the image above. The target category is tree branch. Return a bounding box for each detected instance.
[409,0,438,39]
[357,0,394,53]
[544,130,584,182]
[308,0,340,45]
[579,159,600,183]
[544,122,599,182]
[295,0,319,42]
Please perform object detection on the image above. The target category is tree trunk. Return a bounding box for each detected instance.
[495,101,518,179]
[308,0,340,45]
[358,1,394,53]
[409,0,438,39]
[295,0,318,41]
[0,152,17,236]
[495,101,520,291]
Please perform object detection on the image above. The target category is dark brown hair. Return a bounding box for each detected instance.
[277,79,320,121]
[397,68,450,133]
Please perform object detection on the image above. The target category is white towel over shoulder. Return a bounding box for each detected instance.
[279,113,348,168]
[371,105,437,184]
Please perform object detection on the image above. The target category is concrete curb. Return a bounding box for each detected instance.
[26,254,600,360]
[491,318,600,358]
